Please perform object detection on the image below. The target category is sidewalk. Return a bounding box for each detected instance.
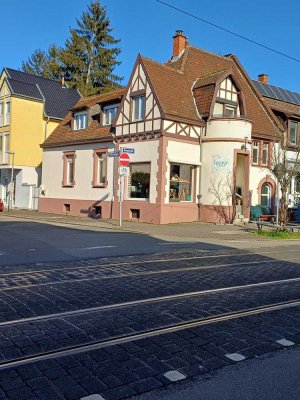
[0,208,268,245]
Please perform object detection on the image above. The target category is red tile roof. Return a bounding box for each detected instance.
[42,89,126,148]
[141,45,283,137]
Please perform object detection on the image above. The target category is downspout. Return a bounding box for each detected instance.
[44,117,50,141]
[197,127,204,221]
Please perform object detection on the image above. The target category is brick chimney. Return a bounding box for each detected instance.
[173,30,188,58]
[258,74,269,84]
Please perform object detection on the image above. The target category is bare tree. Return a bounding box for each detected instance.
[209,173,237,224]
[268,133,300,227]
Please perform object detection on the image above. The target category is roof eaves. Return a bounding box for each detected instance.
[228,54,285,134]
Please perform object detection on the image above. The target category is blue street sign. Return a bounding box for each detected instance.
[108,151,120,157]
[121,147,135,154]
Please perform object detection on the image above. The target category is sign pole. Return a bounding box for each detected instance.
[119,172,122,227]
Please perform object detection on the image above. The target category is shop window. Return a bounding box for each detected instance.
[169,163,193,202]
[128,163,150,199]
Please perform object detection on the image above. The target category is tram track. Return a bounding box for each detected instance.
[0,256,299,292]
[1,247,300,277]
[1,275,300,327]
[0,298,299,372]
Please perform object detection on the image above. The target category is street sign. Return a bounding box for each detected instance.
[108,151,120,157]
[119,153,130,166]
[121,147,135,154]
[119,166,129,176]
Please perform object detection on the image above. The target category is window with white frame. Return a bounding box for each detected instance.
[132,95,145,121]
[262,143,269,166]
[93,151,107,186]
[0,102,3,127]
[3,133,9,164]
[290,121,298,145]
[63,153,75,186]
[252,141,259,164]
[4,100,10,125]
[103,105,118,125]
[73,111,87,130]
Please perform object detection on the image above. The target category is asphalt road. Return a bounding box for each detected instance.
[0,219,224,266]
[134,347,300,400]
[0,217,299,400]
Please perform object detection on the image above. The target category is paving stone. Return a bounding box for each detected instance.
[129,377,163,394]
[225,353,246,362]
[81,395,105,400]
[101,385,137,400]
[27,377,51,390]
[164,370,187,382]
[276,339,295,347]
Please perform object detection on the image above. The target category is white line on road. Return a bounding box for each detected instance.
[157,242,198,245]
[83,246,116,250]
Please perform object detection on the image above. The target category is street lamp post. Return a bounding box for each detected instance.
[7,151,15,213]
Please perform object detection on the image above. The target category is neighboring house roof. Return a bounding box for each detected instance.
[4,68,81,120]
[254,80,300,118]
[42,88,126,148]
[253,80,300,107]
[140,45,283,137]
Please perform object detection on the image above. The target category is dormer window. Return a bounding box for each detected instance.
[74,111,87,130]
[103,104,118,125]
[213,77,242,118]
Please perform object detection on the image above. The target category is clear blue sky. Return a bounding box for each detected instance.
[2,0,300,92]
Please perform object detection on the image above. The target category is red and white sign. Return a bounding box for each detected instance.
[119,153,130,166]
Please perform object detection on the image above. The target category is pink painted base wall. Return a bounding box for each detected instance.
[39,198,243,224]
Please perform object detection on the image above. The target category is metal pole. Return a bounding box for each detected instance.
[8,151,15,213]
[119,170,122,227]
[276,179,280,225]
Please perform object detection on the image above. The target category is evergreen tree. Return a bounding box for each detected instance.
[61,0,122,96]
[22,45,63,80]
[21,0,122,96]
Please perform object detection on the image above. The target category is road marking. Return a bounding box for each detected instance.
[276,339,295,347]
[164,370,187,381]
[83,246,116,250]
[81,395,105,400]
[157,242,198,245]
[226,353,246,361]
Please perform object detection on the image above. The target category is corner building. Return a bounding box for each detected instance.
[40,31,299,223]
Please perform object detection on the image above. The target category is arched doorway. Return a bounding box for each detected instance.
[261,183,271,208]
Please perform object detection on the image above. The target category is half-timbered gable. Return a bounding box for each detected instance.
[115,56,162,137]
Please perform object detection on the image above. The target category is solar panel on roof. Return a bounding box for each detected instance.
[281,88,297,104]
[253,80,300,106]
[293,92,300,104]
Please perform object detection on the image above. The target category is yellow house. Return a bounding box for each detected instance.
[0,68,80,209]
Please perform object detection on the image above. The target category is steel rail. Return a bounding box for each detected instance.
[0,299,299,371]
